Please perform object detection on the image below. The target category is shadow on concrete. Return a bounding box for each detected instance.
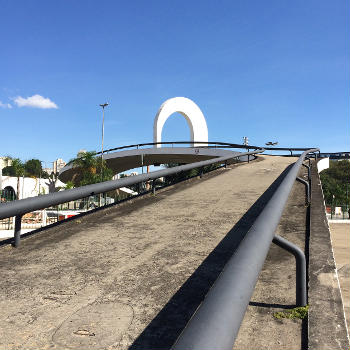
[129,164,295,350]
[248,301,295,309]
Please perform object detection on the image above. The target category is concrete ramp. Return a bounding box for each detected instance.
[1,156,303,349]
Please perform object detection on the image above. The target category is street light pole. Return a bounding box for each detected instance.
[99,103,109,180]
[99,103,108,206]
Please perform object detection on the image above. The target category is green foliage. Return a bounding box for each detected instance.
[2,165,15,176]
[320,160,350,205]
[163,163,198,185]
[24,159,42,177]
[65,181,75,189]
[2,158,25,177]
[163,163,221,185]
[41,171,50,179]
[2,158,25,199]
[273,305,309,320]
[70,151,114,187]
[3,158,49,178]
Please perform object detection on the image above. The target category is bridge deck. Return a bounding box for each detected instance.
[0,155,307,349]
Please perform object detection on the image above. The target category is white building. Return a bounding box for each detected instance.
[1,175,66,201]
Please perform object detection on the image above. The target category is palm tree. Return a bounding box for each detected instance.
[69,151,113,187]
[10,158,25,200]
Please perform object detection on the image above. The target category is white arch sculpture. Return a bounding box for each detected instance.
[153,97,208,148]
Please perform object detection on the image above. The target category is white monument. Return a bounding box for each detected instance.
[153,97,208,148]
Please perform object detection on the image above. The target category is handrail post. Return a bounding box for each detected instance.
[272,234,307,306]
[297,176,310,205]
[13,214,22,247]
[302,163,311,181]
[152,179,156,195]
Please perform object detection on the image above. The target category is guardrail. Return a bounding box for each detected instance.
[318,151,350,159]
[263,146,320,156]
[63,141,262,167]
[0,148,263,247]
[171,148,319,350]
[64,142,320,169]
[96,141,262,155]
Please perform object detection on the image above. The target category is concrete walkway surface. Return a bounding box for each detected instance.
[0,156,309,349]
[329,222,350,330]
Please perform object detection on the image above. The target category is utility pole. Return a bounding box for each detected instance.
[99,103,109,206]
[99,103,109,176]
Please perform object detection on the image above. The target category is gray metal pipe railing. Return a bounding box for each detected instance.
[0,148,263,227]
[95,141,262,156]
[297,176,310,205]
[272,234,307,306]
[171,148,318,350]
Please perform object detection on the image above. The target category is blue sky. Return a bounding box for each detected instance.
[0,0,348,166]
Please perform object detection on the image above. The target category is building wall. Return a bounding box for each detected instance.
[0,176,66,200]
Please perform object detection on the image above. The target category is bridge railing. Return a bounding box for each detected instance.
[64,142,320,171]
[170,148,319,350]
[96,141,320,156]
[98,141,262,155]
[63,141,263,168]
[0,148,263,247]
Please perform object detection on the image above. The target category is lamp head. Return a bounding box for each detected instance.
[100,103,109,108]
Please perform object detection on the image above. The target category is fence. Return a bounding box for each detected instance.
[325,204,350,220]
[0,194,123,238]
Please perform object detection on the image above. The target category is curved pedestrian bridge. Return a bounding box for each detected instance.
[59,145,244,183]
[0,155,348,349]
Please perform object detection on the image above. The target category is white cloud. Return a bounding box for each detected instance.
[0,101,12,109]
[13,94,58,109]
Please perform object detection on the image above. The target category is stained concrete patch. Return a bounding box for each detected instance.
[53,302,133,349]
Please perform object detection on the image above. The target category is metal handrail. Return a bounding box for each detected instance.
[263,146,318,151]
[0,149,264,246]
[65,142,319,167]
[65,141,262,166]
[97,141,262,155]
[171,148,319,350]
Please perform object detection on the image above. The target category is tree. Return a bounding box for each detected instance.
[24,159,43,177]
[3,158,25,199]
[2,165,16,177]
[320,160,350,206]
[69,151,114,187]
[41,171,50,179]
